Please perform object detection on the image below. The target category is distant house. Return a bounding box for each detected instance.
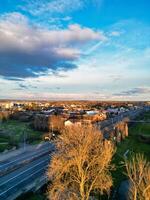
[64,120,74,127]
[83,112,107,122]
[86,110,99,115]
[107,108,119,114]
[64,119,82,127]
[41,109,55,115]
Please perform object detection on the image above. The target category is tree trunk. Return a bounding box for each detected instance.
[133,187,137,200]
[80,181,86,200]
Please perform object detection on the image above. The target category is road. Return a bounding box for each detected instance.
[0,142,54,175]
[97,108,143,130]
[0,142,54,200]
[0,107,145,200]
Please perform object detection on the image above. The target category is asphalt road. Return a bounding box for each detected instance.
[0,108,144,200]
[0,142,54,175]
[0,142,54,200]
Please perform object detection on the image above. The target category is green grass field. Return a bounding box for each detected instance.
[16,193,46,200]
[4,111,150,199]
[0,119,44,152]
[112,111,150,186]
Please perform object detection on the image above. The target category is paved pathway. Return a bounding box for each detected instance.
[0,142,45,162]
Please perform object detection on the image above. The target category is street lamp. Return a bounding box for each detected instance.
[23,129,26,151]
[111,117,113,124]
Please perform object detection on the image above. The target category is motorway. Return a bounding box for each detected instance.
[0,108,145,200]
[0,142,54,200]
[0,142,54,175]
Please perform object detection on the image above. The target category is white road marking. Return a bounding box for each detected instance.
[0,157,50,187]
[0,167,47,196]
[0,145,52,169]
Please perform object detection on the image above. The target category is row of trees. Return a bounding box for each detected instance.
[33,115,64,132]
[0,111,11,122]
[47,125,150,200]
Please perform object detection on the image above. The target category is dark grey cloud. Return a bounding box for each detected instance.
[2,77,24,81]
[109,74,122,82]
[0,13,105,79]
[114,87,150,96]
[18,83,28,89]
[14,83,38,91]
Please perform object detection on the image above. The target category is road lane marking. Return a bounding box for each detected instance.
[0,167,47,197]
[0,144,52,167]
[0,145,53,169]
[0,157,50,187]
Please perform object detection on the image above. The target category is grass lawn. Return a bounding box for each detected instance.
[14,111,150,199]
[0,143,12,152]
[27,195,46,200]
[139,111,150,121]
[112,111,150,187]
[16,192,47,200]
[16,185,48,200]
[130,122,150,136]
[0,119,44,152]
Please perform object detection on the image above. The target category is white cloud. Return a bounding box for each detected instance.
[1,16,150,101]
[21,0,84,16]
[109,31,121,37]
[0,13,105,79]
[0,90,110,100]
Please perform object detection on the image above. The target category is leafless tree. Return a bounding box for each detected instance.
[47,125,115,200]
[34,114,48,131]
[48,115,64,132]
[125,153,150,200]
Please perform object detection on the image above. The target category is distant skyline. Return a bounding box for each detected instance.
[0,0,150,100]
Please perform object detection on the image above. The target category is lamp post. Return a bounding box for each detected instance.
[23,129,26,151]
[111,117,113,124]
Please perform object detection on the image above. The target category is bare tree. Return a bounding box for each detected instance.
[47,125,115,200]
[125,153,150,200]
[34,114,48,131]
[48,115,64,132]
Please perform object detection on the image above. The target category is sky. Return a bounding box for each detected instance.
[0,0,150,100]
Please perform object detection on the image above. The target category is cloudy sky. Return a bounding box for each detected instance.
[0,0,150,100]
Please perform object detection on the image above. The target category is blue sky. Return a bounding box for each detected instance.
[0,0,150,100]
